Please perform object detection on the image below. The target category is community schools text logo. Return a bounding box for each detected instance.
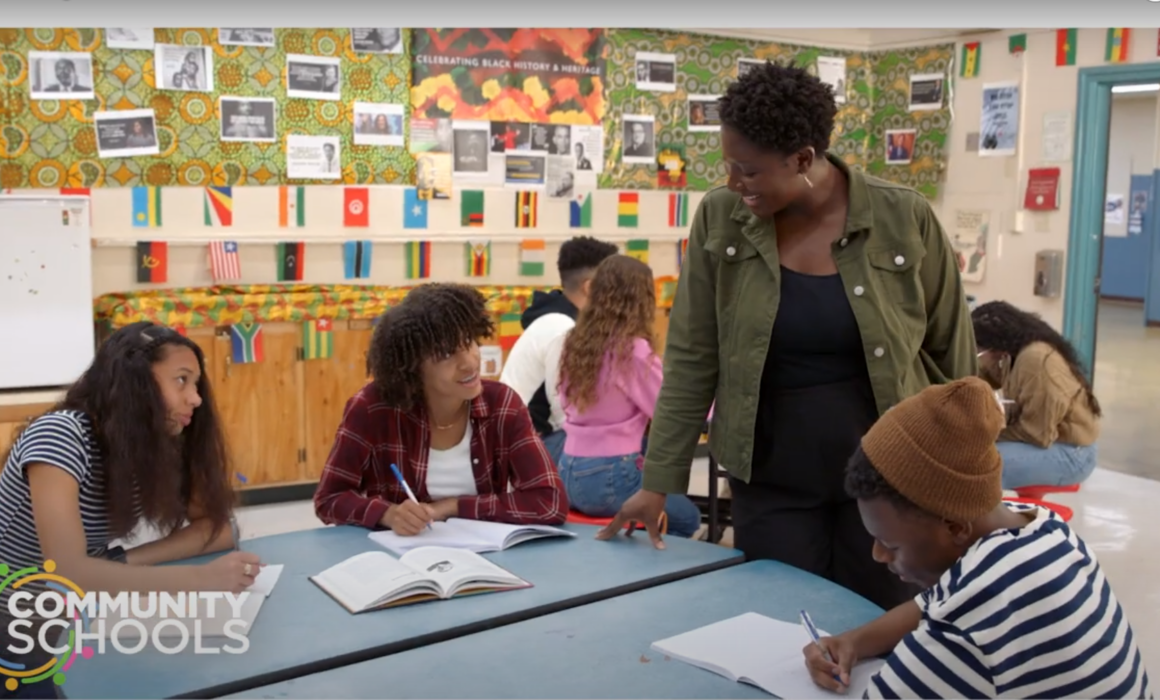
[2,561,251,693]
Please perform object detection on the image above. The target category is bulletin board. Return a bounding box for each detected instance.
[599,29,954,197]
[0,28,953,197]
[0,28,414,189]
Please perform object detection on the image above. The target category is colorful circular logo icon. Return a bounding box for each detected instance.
[0,560,92,692]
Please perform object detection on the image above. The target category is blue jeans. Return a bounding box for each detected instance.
[557,452,702,538]
[998,441,1098,490]
[540,430,566,466]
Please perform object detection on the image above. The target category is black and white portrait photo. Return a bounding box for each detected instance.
[634,51,676,92]
[218,28,276,47]
[622,115,656,164]
[286,54,341,101]
[737,58,764,79]
[352,102,404,147]
[155,44,214,92]
[350,28,403,54]
[105,27,154,50]
[574,141,593,170]
[528,124,551,152]
[548,125,571,155]
[286,134,341,180]
[219,97,276,142]
[453,125,490,174]
[94,108,160,158]
[28,52,94,100]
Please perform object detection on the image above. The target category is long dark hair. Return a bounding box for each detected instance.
[971,301,1101,417]
[10,322,234,541]
[559,255,657,412]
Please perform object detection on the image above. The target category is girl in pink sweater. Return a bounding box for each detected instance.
[557,255,702,538]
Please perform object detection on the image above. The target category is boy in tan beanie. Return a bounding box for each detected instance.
[803,377,1151,699]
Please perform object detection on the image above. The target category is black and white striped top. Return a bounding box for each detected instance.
[0,411,121,605]
[867,503,1152,699]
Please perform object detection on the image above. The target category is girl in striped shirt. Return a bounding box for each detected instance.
[0,322,259,699]
[804,377,1150,699]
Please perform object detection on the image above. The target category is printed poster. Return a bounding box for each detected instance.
[979,82,1020,157]
[952,209,990,284]
[411,29,607,124]
[1129,174,1151,236]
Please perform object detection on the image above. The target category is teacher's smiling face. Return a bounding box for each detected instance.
[721,124,812,221]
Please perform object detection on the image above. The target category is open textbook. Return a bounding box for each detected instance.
[93,563,284,639]
[368,517,574,556]
[651,612,886,698]
[311,546,530,613]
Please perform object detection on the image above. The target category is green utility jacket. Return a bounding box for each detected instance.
[644,156,978,494]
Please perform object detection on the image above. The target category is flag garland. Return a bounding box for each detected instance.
[1057,29,1077,66]
[961,42,980,78]
[302,318,334,360]
[203,186,233,227]
[279,185,305,227]
[570,193,592,228]
[519,239,546,276]
[131,186,162,227]
[136,241,168,283]
[618,192,639,227]
[465,241,491,277]
[515,191,538,228]
[230,321,264,364]
[1106,28,1131,63]
[343,240,372,279]
[625,239,649,264]
[405,241,431,279]
[668,192,688,227]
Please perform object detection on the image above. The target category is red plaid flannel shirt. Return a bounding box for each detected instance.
[314,379,568,529]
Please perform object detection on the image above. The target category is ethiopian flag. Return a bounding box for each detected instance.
[1106,28,1131,63]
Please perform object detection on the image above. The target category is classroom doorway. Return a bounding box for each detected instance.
[1065,63,1160,480]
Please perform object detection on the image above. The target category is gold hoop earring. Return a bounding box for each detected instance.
[802,174,814,188]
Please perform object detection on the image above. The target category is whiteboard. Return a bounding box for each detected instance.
[0,195,95,390]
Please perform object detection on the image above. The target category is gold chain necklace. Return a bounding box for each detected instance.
[432,401,468,430]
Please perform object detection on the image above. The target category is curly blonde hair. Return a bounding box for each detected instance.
[559,254,656,412]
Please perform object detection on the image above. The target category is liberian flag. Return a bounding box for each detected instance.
[208,240,241,282]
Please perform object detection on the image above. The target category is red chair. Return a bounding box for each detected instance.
[1004,497,1073,522]
[566,510,669,534]
[1014,483,1081,500]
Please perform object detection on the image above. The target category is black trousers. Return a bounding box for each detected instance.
[732,379,921,611]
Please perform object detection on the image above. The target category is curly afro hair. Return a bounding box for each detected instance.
[844,445,928,517]
[368,283,495,409]
[557,236,619,291]
[719,61,837,155]
[971,300,1101,417]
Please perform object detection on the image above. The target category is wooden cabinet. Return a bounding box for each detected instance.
[1,307,675,500]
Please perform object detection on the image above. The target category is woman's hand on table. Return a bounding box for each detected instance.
[198,550,263,594]
[596,490,667,549]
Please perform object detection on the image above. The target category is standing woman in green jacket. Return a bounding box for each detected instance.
[598,62,977,610]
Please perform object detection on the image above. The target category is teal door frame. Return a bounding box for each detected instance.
[1064,62,1160,378]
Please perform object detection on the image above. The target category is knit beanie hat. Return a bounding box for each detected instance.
[860,376,1005,522]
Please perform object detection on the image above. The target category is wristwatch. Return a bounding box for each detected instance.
[106,546,127,563]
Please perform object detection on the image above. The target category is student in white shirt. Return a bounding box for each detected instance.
[803,377,1151,699]
[500,236,617,465]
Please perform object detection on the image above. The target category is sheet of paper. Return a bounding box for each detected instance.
[248,563,284,597]
[652,612,883,698]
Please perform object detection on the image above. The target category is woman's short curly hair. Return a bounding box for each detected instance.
[718,60,837,155]
[368,283,495,409]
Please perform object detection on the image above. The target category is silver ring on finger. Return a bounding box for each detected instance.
[243,563,253,576]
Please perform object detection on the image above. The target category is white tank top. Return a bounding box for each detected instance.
[425,421,479,500]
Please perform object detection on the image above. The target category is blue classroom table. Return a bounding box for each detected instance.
[232,560,885,700]
[63,524,743,699]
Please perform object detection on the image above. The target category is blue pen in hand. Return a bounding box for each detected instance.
[800,609,846,688]
[389,463,432,531]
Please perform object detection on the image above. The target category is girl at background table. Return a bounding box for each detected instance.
[556,255,702,539]
[971,300,1101,489]
[0,322,257,700]
[313,283,568,536]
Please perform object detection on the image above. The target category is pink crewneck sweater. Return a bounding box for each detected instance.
[561,337,661,458]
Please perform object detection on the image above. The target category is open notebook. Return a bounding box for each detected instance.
[310,546,530,613]
[651,612,886,698]
[367,518,575,556]
[94,563,284,639]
